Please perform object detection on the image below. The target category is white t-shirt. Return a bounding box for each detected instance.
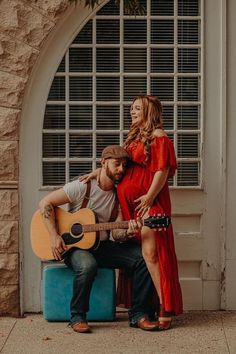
[63,178,116,241]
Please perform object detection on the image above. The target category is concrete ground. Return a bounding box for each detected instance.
[0,311,236,354]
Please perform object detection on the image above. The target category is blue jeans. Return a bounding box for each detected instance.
[64,240,155,325]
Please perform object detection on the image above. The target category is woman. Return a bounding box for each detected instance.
[81,95,183,329]
[117,95,182,329]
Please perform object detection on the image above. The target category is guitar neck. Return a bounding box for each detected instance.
[82,220,133,233]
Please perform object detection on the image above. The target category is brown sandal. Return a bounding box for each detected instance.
[158,305,172,330]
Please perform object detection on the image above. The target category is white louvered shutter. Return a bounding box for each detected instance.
[42,0,203,188]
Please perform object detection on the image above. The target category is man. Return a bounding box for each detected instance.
[39,145,158,333]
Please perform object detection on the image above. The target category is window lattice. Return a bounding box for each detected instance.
[43,0,203,187]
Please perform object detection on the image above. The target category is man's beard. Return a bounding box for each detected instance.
[105,165,123,183]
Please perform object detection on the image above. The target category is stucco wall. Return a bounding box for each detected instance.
[0,0,70,316]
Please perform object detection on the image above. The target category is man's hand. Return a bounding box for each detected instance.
[51,234,68,260]
[127,218,143,237]
[112,218,142,242]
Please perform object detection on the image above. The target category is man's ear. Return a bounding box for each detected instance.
[100,158,106,168]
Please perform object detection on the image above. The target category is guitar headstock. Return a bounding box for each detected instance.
[143,214,171,230]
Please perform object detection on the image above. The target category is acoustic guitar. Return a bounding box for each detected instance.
[31,207,171,260]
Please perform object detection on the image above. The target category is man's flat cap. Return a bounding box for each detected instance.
[101,145,130,160]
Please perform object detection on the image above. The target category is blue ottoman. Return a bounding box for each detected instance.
[42,265,116,321]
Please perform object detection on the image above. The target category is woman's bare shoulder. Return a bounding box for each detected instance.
[153,129,168,138]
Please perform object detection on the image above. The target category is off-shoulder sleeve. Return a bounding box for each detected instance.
[148,137,177,177]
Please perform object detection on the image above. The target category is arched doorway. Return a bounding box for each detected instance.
[20,0,224,312]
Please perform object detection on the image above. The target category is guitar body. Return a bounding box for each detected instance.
[31,206,171,261]
[31,207,99,260]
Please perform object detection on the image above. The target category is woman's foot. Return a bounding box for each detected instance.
[158,305,172,330]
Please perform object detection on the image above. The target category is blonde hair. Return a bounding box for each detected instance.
[123,95,163,163]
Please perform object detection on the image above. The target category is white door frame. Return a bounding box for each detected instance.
[19,0,227,312]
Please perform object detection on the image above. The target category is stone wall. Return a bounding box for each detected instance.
[0,0,70,316]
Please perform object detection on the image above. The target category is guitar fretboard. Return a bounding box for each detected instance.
[82,220,135,232]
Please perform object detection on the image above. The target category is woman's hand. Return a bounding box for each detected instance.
[79,168,101,183]
[134,194,154,217]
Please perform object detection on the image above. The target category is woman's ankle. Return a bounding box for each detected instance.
[159,304,172,319]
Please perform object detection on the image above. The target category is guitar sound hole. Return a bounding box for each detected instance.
[71,223,83,236]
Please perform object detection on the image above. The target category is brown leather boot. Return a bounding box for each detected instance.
[136,317,159,331]
[71,322,91,333]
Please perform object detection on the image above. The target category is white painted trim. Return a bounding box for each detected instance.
[219,0,227,310]
[200,0,204,189]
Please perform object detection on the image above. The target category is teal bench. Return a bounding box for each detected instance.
[42,265,116,321]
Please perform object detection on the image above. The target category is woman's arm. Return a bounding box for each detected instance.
[79,168,101,183]
[135,168,169,217]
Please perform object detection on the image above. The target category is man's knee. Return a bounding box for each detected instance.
[80,259,97,279]
[69,250,97,278]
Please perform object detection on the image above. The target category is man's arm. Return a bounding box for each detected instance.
[39,188,70,260]
[112,206,142,242]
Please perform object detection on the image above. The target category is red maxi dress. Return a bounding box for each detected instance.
[117,136,183,315]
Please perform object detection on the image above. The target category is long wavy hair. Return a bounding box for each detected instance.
[123,95,163,163]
